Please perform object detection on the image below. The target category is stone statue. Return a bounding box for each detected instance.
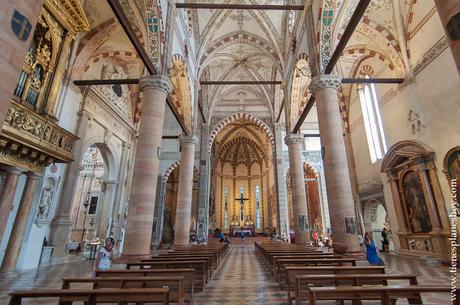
[37,184,54,220]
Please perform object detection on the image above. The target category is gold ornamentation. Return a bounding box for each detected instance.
[0,100,78,172]
[43,0,90,33]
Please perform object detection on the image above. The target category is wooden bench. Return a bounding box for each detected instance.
[62,276,186,305]
[144,255,214,275]
[307,285,453,305]
[268,253,338,270]
[277,258,357,283]
[155,253,217,271]
[9,288,170,305]
[285,265,386,290]
[95,268,195,302]
[126,260,208,290]
[292,273,418,305]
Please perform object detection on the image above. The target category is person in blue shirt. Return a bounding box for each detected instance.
[364,232,384,266]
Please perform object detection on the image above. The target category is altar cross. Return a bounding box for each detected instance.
[235,193,249,222]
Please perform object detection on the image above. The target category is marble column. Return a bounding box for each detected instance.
[1,172,41,271]
[273,123,290,239]
[174,135,198,245]
[309,75,361,254]
[0,0,44,125]
[197,124,210,240]
[434,0,460,74]
[0,167,23,241]
[285,134,310,243]
[49,110,90,258]
[123,75,172,256]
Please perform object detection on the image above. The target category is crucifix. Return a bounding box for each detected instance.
[235,192,249,222]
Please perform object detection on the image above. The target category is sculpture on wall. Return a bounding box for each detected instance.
[35,178,56,226]
[403,171,432,233]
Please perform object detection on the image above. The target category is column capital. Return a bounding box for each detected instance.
[309,74,342,95]
[139,74,172,95]
[284,133,304,145]
[179,135,199,145]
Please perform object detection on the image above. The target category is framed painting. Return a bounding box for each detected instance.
[403,171,432,233]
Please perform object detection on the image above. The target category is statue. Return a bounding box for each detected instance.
[37,184,54,220]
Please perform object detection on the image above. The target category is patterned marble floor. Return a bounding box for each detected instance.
[0,243,455,304]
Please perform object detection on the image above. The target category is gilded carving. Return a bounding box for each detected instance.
[0,101,78,172]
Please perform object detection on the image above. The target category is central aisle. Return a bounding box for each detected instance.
[194,244,288,305]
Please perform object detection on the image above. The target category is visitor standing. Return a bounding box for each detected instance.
[381,227,390,252]
[95,237,114,271]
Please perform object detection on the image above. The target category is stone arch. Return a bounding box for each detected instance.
[163,161,180,184]
[80,137,118,181]
[363,199,387,228]
[208,113,274,152]
[163,161,199,184]
[362,199,388,249]
[290,55,312,128]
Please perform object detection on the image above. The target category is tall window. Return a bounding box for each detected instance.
[240,186,244,222]
[224,187,228,228]
[358,73,388,163]
[255,185,261,229]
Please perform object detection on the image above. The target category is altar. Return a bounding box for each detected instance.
[231,226,255,236]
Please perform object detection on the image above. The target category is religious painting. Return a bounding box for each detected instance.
[403,171,432,233]
[447,150,460,216]
[298,215,308,231]
[344,217,356,234]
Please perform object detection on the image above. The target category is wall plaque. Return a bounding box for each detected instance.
[344,217,356,235]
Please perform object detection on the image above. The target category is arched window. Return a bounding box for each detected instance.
[358,73,388,163]
[240,186,244,222]
[255,185,261,229]
[224,187,228,228]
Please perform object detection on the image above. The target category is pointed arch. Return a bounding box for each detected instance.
[208,112,274,152]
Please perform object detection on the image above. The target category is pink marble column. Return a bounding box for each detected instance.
[309,75,361,254]
[174,135,198,246]
[0,167,23,241]
[434,0,460,74]
[123,75,172,256]
[285,134,310,243]
[1,172,41,271]
[0,1,44,125]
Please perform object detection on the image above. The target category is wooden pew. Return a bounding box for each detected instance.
[307,285,453,305]
[276,258,358,283]
[95,268,195,302]
[293,273,419,305]
[284,266,386,291]
[62,276,185,305]
[267,252,337,269]
[143,255,214,275]
[9,288,170,305]
[155,253,217,271]
[125,260,208,290]
[270,254,340,274]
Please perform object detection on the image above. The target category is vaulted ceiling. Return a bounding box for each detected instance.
[188,0,303,122]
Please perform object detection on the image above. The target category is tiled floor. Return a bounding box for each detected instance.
[0,243,455,304]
